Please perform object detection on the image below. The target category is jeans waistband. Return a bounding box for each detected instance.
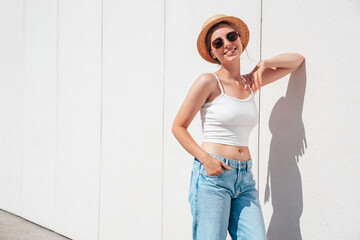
[194,153,252,170]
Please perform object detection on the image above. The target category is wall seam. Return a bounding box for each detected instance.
[97,0,104,239]
[161,0,166,239]
[21,0,25,207]
[55,0,59,226]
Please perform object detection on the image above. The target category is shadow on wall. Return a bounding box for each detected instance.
[264,62,307,240]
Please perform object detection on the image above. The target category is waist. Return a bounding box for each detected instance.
[195,153,252,170]
[201,142,251,161]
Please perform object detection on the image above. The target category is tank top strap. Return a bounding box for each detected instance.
[241,75,252,93]
[240,75,247,83]
[211,72,224,94]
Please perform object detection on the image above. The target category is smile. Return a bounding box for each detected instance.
[224,48,236,55]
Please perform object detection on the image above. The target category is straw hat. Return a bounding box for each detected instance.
[197,14,250,64]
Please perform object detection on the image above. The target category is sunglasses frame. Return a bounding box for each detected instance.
[211,31,240,49]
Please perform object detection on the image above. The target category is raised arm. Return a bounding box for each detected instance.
[244,53,305,93]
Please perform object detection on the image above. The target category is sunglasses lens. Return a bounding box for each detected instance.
[211,31,239,49]
[227,31,238,42]
[212,39,223,49]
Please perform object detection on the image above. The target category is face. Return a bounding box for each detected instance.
[209,23,242,64]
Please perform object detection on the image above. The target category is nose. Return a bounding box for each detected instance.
[223,38,233,49]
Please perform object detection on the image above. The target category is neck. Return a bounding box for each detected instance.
[218,58,242,82]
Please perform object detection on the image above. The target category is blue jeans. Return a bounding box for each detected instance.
[188,153,267,240]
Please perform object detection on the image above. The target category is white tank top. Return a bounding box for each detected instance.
[200,72,258,146]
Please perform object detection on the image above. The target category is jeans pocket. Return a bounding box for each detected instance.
[201,164,229,178]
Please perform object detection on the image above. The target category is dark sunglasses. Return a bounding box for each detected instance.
[211,31,239,49]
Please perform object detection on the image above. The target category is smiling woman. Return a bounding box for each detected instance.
[171,14,304,240]
[204,22,245,65]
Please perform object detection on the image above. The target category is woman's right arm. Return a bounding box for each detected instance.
[172,73,232,175]
[171,73,214,164]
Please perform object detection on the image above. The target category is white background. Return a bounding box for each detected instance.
[0,0,359,239]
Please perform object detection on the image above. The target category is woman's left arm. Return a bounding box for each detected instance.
[244,53,305,93]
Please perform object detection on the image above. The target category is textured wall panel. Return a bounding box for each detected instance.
[99,0,164,239]
[260,0,360,239]
[21,0,57,230]
[0,0,24,215]
[56,0,102,239]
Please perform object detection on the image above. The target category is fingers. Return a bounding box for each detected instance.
[252,72,262,93]
[220,161,232,170]
[204,160,232,176]
[254,72,260,91]
[244,75,249,89]
[251,80,256,93]
[246,74,258,91]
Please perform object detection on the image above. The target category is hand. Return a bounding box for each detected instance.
[243,60,267,93]
[202,156,231,176]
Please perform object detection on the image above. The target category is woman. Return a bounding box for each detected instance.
[172,14,304,240]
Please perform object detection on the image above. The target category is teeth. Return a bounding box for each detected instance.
[226,49,236,54]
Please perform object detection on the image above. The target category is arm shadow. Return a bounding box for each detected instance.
[264,61,307,240]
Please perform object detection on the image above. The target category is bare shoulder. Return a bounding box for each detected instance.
[183,72,218,107]
[195,72,217,84]
[192,72,218,91]
[172,73,218,128]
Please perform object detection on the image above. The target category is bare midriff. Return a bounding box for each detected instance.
[201,142,252,161]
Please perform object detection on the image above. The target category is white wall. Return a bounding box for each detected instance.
[0,0,359,239]
[259,1,360,239]
[0,0,24,219]
[99,0,164,239]
[1,0,102,239]
[56,0,102,239]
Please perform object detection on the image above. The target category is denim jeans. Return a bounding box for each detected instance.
[188,153,267,240]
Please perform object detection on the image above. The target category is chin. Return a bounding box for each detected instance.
[222,55,241,64]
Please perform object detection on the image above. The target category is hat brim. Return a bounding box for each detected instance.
[197,16,250,64]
